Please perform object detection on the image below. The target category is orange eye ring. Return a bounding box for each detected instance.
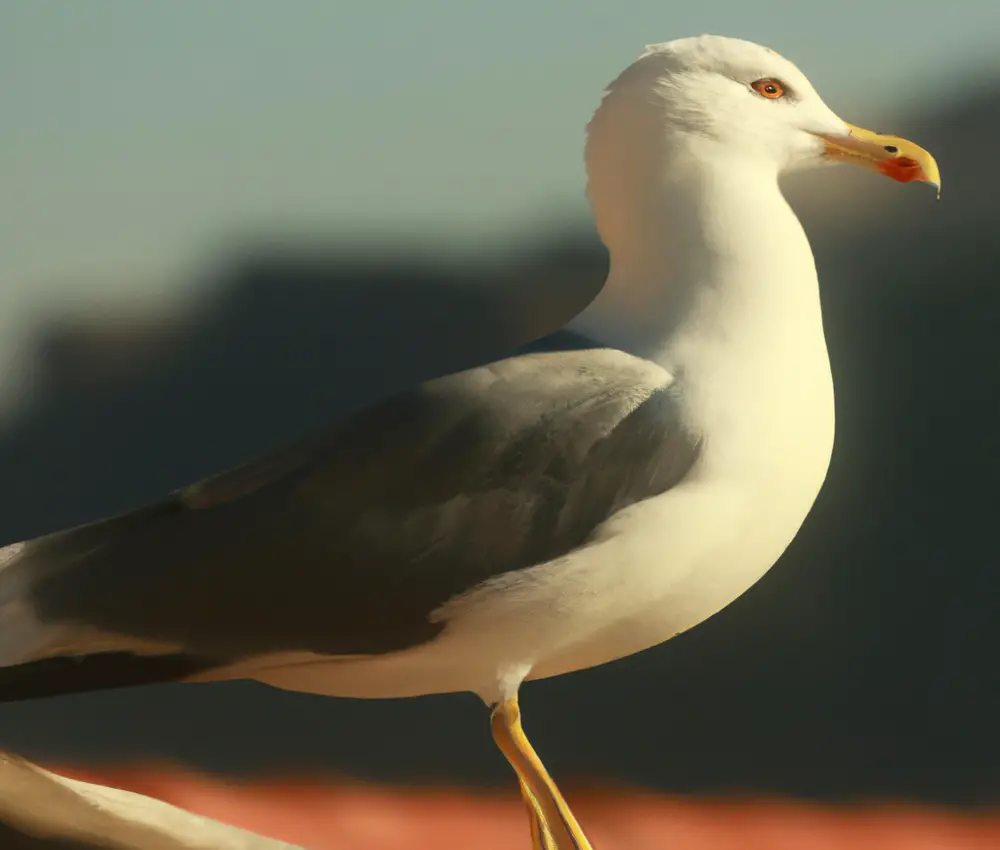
[751,79,785,99]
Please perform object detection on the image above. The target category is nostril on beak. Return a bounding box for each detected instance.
[883,145,899,153]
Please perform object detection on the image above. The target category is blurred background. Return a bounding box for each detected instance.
[1,2,999,847]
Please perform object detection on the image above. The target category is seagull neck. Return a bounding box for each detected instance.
[569,151,825,378]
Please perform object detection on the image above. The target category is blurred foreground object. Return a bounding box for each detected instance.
[54,764,1000,850]
[0,753,298,849]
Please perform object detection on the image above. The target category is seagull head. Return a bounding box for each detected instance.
[587,35,940,195]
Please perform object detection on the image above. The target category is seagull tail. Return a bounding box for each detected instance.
[0,540,69,669]
[0,532,220,703]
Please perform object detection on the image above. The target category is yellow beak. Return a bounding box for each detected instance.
[817,123,941,196]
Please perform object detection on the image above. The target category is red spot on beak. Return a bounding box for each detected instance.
[877,156,925,184]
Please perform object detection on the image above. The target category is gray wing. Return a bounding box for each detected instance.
[1,347,701,672]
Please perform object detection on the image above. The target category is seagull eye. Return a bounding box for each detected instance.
[751,79,785,99]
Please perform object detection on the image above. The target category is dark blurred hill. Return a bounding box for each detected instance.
[0,92,996,807]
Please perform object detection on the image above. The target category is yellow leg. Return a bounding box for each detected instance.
[520,778,557,850]
[491,695,594,850]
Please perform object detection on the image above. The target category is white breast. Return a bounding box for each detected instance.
[519,329,835,685]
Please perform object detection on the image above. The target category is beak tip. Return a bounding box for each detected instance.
[917,177,941,200]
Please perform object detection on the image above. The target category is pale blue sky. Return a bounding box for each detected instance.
[1,1,998,338]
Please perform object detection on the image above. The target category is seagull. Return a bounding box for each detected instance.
[0,35,938,850]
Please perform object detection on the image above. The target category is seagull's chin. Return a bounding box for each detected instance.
[814,123,941,194]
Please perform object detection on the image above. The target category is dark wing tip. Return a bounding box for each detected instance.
[0,652,222,703]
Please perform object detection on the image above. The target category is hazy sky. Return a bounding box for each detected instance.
[2,1,998,335]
